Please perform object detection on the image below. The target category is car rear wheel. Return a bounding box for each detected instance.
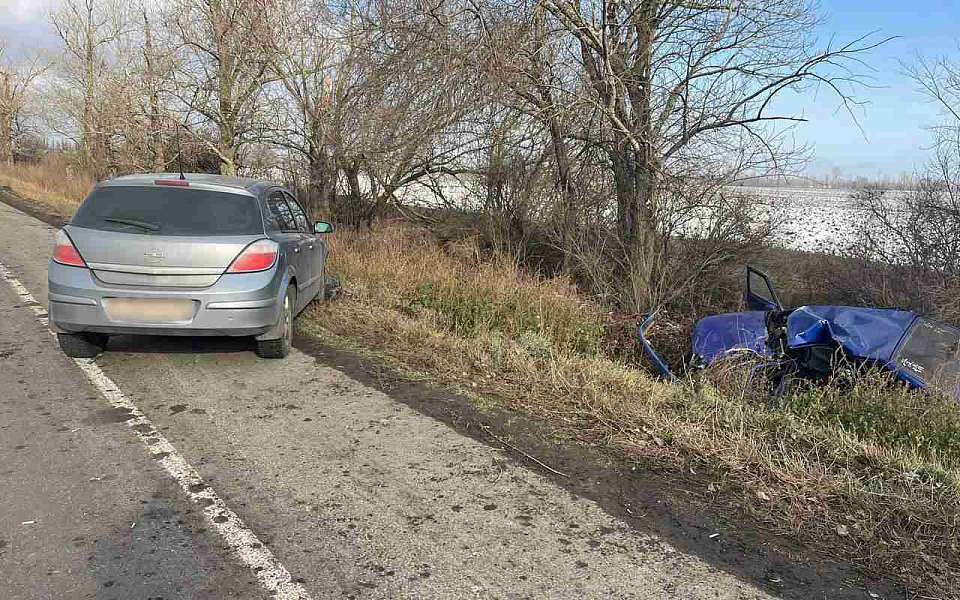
[57,332,108,358]
[255,285,295,359]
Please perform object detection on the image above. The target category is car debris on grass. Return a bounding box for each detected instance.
[640,266,960,402]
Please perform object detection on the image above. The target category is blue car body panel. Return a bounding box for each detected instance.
[785,306,919,365]
[639,268,960,402]
[691,311,773,364]
[690,304,959,400]
[694,306,920,369]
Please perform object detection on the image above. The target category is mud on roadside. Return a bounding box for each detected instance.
[0,186,70,228]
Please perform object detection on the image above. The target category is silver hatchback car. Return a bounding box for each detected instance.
[48,173,333,359]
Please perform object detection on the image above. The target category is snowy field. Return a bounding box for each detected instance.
[399,181,907,257]
[738,186,904,255]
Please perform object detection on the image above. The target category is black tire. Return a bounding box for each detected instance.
[255,285,295,359]
[57,332,108,358]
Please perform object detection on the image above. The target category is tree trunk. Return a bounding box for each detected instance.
[0,113,13,166]
[611,147,660,311]
[218,96,237,175]
[544,114,575,273]
[212,0,239,177]
[219,141,237,176]
[81,9,99,177]
[143,11,164,172]
[306,144,335,219]
[532,5,576,273]
[610,4,659,311]
[343,159,364,229]
[0,71,13,165]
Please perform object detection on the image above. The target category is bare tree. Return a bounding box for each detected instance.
[344,0,486,226]
[530,0,882,309]
[261,0,350,215]
[141,8,170,171]
[168,0,274,175]
[846,54,960,319]
[51,0,128,176]
[477,0,582,270]
[263,0,484,225]
[0,46,47,165]
[908,54,960,155]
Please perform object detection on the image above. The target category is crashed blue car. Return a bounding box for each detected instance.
[639,267,960,401]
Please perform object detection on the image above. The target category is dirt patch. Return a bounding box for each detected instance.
[0,187,68,228]
[294,333,905,600]
[84,407,135,426]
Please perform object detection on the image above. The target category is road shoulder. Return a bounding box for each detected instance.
[0,278,261,600]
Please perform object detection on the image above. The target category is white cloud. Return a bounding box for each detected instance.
[2,0,59,24]
[0,0,62,55]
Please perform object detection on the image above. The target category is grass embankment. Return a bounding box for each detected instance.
[2,162,956,596]
[0,157,95,219]
[308,225,960,598]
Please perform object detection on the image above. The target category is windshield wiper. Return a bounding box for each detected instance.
[102,217,161,232]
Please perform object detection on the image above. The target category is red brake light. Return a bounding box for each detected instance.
[227,239,278,273]
[52,229,87,267]
[155,179,190,187]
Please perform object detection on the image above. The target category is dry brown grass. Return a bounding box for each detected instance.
[323,225,609,355]
[306,224,960,598]
[0,155,93,218]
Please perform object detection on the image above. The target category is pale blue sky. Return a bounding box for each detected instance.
[0,0,957,177]
[772,0,960,178]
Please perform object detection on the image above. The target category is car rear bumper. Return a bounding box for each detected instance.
[48,261,284,337]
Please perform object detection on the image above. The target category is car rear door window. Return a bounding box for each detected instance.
[285,193,310,233]
[71,186,263,236]
[266,191,297,232]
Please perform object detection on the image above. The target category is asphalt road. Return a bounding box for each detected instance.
[0,200,775,599]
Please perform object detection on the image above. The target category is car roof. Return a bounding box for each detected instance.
[98,173,279,197]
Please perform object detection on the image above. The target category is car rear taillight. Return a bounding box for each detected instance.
[155,179,190,187]
[52,229,87,267]
[227,239,279,273]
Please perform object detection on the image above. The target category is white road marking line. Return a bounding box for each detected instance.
[0,260,312,600]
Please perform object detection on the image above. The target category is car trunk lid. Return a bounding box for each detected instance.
[67,227,263,288]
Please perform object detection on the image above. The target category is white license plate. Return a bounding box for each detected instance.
[102,298,197,323]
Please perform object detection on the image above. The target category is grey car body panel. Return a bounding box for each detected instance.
[48,173,325,341]
[48,251,289,337]
[262,187,325,300]
[68,226,264,288]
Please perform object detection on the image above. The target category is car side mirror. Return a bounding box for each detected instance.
[314,221,334,234]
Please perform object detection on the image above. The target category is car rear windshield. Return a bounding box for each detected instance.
[71,185,264,236]
[896,318,960,395]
